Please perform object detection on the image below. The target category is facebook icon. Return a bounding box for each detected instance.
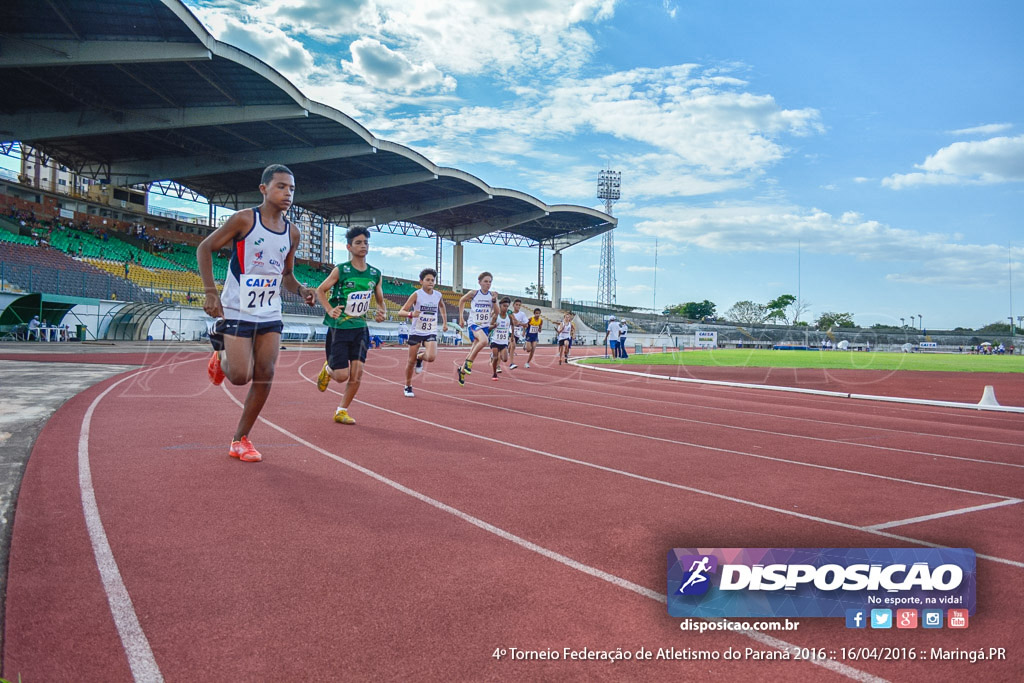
[845,609,867,629]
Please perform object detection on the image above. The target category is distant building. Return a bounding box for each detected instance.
[20,145,145,212]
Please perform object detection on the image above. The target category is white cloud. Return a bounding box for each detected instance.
[883,135,1024,189]
[342,38,456,94]
[202,0,615,79]
[376,246,422,260]
[197,8,316,77]
[627,265,659,272]
[374,64,822,201]
[632,203,1023,288]
[948,123,1012,136]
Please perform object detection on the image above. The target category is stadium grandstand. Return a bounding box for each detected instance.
[0,0,622,341]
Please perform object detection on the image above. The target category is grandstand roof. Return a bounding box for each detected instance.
[0,0,615,251]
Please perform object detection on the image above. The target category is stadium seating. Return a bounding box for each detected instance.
[0,242,153,302]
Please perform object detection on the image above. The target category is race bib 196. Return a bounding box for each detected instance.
[344,290,372,317]
[240,276,279,316]
[472,305,491,326]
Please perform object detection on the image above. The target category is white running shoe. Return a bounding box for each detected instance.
[403,386,415,397]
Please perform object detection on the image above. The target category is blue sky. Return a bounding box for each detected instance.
[15,1,1024,329]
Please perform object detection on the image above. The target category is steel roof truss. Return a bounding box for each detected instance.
[343,193,491,227]
[0,39,211,68]
[1,104,309,142]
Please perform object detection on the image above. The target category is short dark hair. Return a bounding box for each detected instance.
[478,271,492,282]
[500,296,511,304]
[261,164,293,186]
[533,308,541,314]
[419,268,437,281]
[346,226,370,244]
[513,298,522,304]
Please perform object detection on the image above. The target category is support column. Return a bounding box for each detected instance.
[435,235,443,284]
[551,250,563,309]
[453,241,464,292]
[537,244,545,303]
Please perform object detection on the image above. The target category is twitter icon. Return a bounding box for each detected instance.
[870,609,892,629]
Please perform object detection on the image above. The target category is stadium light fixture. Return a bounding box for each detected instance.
[597,170,621,202]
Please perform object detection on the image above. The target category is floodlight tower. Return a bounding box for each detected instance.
[596,169,621,305]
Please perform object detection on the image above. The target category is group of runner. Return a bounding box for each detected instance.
[198,165,579,463]
[454,271,560,386]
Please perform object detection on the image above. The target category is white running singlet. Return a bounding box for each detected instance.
[491,314,511,344]
[220,208,291,322]
[412,288,443,335]
[469,289,495,326]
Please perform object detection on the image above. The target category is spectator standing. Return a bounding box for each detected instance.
[603,315,622,358]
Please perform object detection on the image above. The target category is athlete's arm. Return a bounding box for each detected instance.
[457,289,476,326]
[281,224,315,305]
[399,291,419,319]
[439,299,449,331]
[316,267,342,318]
[196,209,251,318]
[373,277,386,322]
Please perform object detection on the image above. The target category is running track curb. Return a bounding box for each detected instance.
[571,358,1024,413]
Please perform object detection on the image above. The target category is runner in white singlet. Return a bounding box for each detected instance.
[398,267,448,397]
[197,164,316,463]
[456,271,499,386]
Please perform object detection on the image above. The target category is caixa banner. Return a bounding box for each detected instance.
[667,548,975,618]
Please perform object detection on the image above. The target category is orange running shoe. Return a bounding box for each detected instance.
[208,350,225,385]
[229,436,262,462]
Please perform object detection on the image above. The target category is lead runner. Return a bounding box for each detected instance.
[198,164,315,463]
[314,226,387,424]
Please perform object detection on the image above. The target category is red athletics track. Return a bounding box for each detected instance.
[3,346,1022,681]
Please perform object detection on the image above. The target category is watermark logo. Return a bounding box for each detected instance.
[676,555,717,596]
[871,609,892,629]
[896,609,918,628]
[668,548,975,619]
[947,609,969,629]
[922,609,943,629]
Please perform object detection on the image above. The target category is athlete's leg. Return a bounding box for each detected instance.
[232,331,280,441]
[467,328,489,362]
[221,332,256,385]
[405,341,420,386]
[341,359,363,408]
[422,340,438,363]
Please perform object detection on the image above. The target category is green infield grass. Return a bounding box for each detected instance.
[581,348,1024,373]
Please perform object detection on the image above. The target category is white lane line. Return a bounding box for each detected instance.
[462,374,1024,470]
[363,369,1016,502]
[80,368,167,683]
[532,360,1024,441]
[297,363,1024,569]
[576,361,1024,413]
[223,382,886,683]
[865,499,1024,531]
